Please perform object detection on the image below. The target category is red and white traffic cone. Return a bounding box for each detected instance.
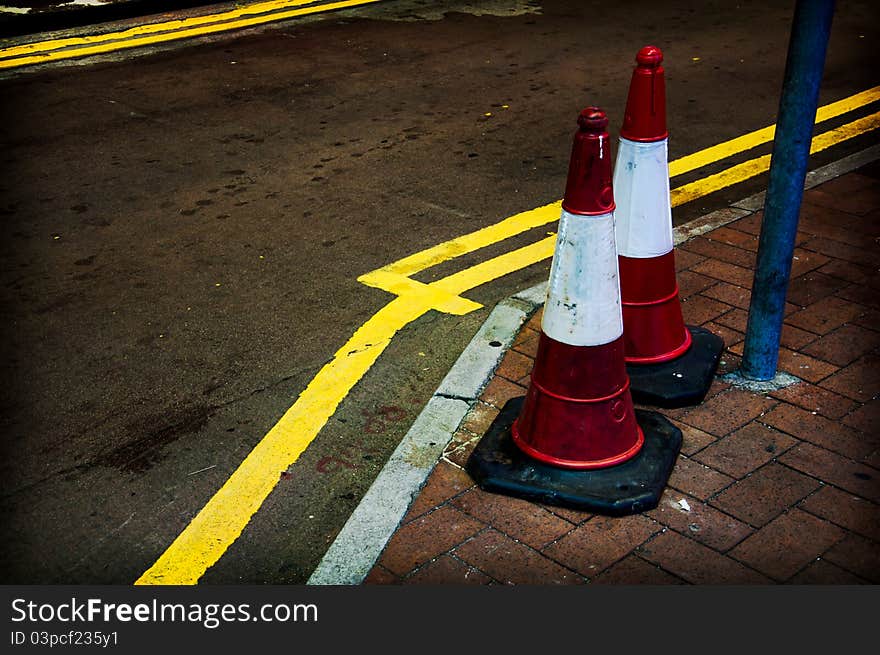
[613,46,724,408]
[466,107,682,515]
[512,107,642,470]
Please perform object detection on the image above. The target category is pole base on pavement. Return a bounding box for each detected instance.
[465,396,682,516]
[626,325,724,408]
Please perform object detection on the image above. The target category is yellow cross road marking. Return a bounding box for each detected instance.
[0,0,386,70]
[136,89,878,585]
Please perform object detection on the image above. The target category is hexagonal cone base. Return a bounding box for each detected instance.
[465,396,682,516]
[626,325,724,408]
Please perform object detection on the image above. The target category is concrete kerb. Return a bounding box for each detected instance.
[307,293,543,585]
[307,144,880,585]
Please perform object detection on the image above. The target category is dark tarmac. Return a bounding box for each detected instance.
[0,0,877,584]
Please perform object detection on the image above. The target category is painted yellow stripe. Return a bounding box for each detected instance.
[358,270,483,315]
[1,0,321,58]
[671,111,880,206]
[668,86,880,178]
[136,98,878,586]
[0,0,385,69]
[358,200,561,281]
[136,294,431,585]
[360,88,880,285]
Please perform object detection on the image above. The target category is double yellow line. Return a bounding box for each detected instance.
[0,0,385,70]
[135,87,880,585]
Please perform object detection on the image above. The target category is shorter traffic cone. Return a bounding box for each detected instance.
[614,46,724,407]
[466,107,681,516]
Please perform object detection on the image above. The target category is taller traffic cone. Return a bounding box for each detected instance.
[613,46,724,407]
[466,107,682,516]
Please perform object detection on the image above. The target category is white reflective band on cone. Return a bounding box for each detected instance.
[613,138,674,258]
[542,210,623,347]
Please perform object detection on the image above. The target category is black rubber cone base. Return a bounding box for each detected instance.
[626,325,724,408]
[465,396,682,516]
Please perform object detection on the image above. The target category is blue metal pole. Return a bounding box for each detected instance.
[740,0,836,381]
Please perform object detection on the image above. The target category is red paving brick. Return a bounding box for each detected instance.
[728,509,846,581]
[377,506,485,577]
[785,296,868,335]
[788,558,869,585]
[679,294,734,325]
[677,270,718,299]
[799,485,880,542]
[701,282,752,310]
[680,236,756,268]
[714,307,749,332]
[774,347,839,384]
[800,237,879,268]
[542,514,662,579]
[841,398,880,434]
[451,487,574,550]
[511,326,540,358]
[453,529,584,585]
[691,421,798,478]
[647,489,753,552]
[666,456,735,500]
[636,530,771,584]
[402,555,493,585]
[460,402,500,437]
[363,565,400,585]
[673,248,707,271]
[802,324,880,367]
[705,226,759,251]
[539,504,594,525]
[788,248,831,279]
[443,434,481,469]
[362,169,880,586]
[402,460,474,523]
[768,382,857,420]
[837,282,880,311]
[779,442,880,504]
[591,554,686,585]
[820,533,880,583]
[495,348,533,383]
[818,353,880,403]
[679,389,778,439]
[786,271,850,308]
[701,321,744,350]
[728,211,763,235]
[480,375,526,409]
[818,258,875,284]
[690,259,754,288]
[669,420,718,456]
[760,403,877,461]
[711,463,821,527]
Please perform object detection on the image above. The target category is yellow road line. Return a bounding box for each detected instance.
[672,111,880,206]
[136,96,878,585]
[137,294,429,585]
[359,87,880,291]
[1,0,319,58]
[0,0,385,69]
[668,86,880,178]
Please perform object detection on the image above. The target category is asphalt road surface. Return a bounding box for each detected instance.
[1,0,878,584]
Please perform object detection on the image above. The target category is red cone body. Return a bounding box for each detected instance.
[511,108,643,470]
[614,45,691,364]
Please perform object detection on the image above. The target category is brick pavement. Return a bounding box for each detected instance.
[364,164,880,585]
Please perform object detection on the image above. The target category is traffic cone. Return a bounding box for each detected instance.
[613,45,724,408]
[466,107,682,516]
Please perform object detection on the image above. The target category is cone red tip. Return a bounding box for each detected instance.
[620,45,668,142]
[562,106,615,216]
[636,45,663,67]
